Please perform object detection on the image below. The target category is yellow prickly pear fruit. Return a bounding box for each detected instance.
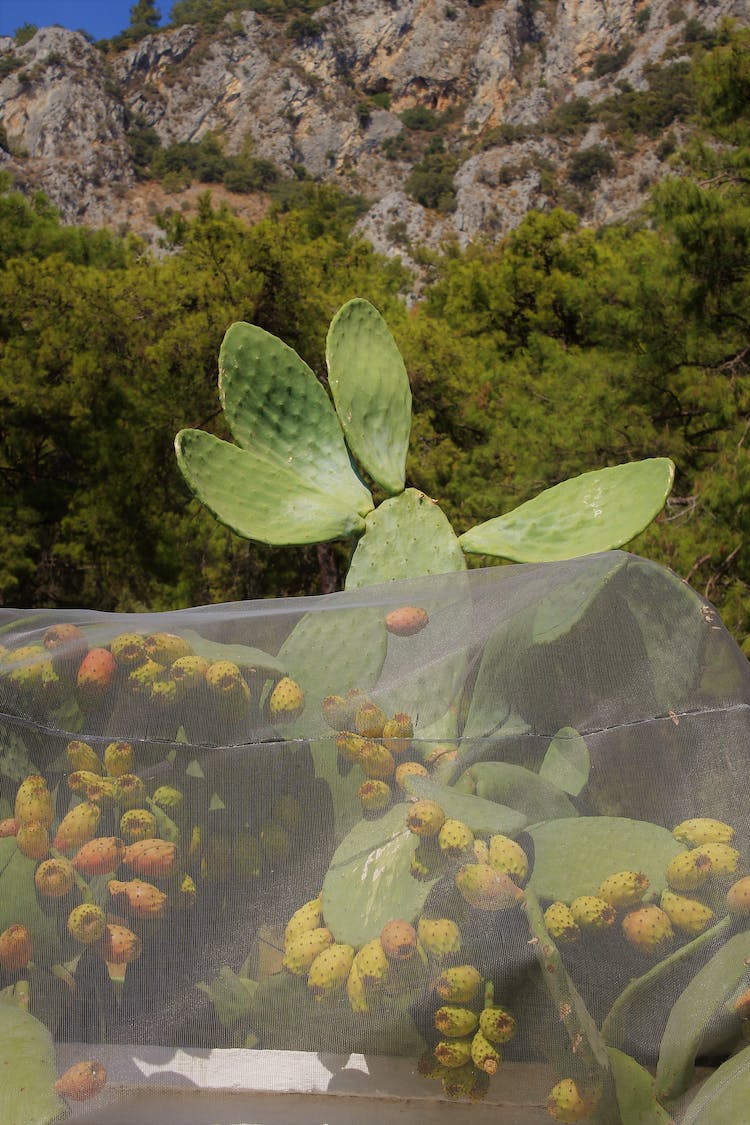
[123,838,177,878]
[67,770,116,802]
[673,818,735,847]
[438,819,474,857]
[204,661,250,708]
[55,1059,107,1102]
[178,873,197,909]
[35,857,75,899]
[354,702,387,738]
[380,919,418,961]
[16,820,50,860]
[660,890,714,935]
[727,875,750,915]
[434,1005,479,1038]
[114,774,146,810]
[394,761,428,789]
[269,676,305,722]
[471,1029,502,1074]
[488,834,529,883]
[73,836,126,877]
[283,928,334,976]
[321,695,351,731]
[171,655,209,689]
[336,730,366,764]
[96,923,142,963]
[441,1061,489,1102]
[120,808,157,843]
[108,878,169,919]
[621,905,674,955]
[434,1037,473,1069]
[473,838,490,864]
[569,896,616,931]
[53,802,101,853]
[693,842,742,877]
[547,1078,595,1122]
[543,902,581,944]
[144,632,192,665]
[435,965,483,1004]
[346,959,369,1013]
[284,897,323,945]
[381,713,413,756]
[110,633,147,667]
[597,870,649,909]
[14,775,53,828]
[407,799,446,837]
[67,903,107,944]
[354,938,390,987]
[418,917,461,959]
[307,943,354,1000]
[66,741,103,775]
[358,741,396,780]
[456,864,525,911]
[103,741,134,777]
[151,786,184,812]
[127,658,163,697]
[358,779,392,813]
[0,924,33,971]
[666,849,713,891]
[479,1005,516,1045]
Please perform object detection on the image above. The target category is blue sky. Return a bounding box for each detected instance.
[0,2,169,41]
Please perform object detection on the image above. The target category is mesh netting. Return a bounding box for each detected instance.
[1,552,749,1122]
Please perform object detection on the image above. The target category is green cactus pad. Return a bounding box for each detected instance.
[175,428,368,545]
[404,774,528,837]
[0,1005,66,1125]
[655,930,750,1101]
[345,489,466,588]
[527,817,684,904]
[321,804,438,948]
[196,966,259,1027]
[180,630,284,674]
[531,552,628,642]
[219,321,373,517]
[326,298,411,495]
[538,728,590,797]
[608,1048,674,1124]
[454,762,578,823]
[459,458,675,562]
[679,1047,750,1125]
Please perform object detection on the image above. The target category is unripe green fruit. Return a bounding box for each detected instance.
[434,1037,473,1069]
[547,1078,594,1123]
[435,965,483,1004]
[471,1030,501,1074]
[441,1062,489,1101]
[479,1005,516,1044]
[434,1006,479,1038]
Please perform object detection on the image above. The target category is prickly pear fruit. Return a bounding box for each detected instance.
[0,924,33,971]
[97,923,142,963]
[284,897,323,945]
[110,633,147,667]
[354,702,387,738]
[151,786,184,811]
[76,647,116,707]
[488,834,529,883]
[407,799,446,837]
[394,761,428,789]
[438,819,474,857]
[472,838,490,864]
[0,817,17,837]
[120,808,157,843]
[321,695,351,731]
[382,713,414,756]
[569,896,616,931]
[410,839,444,881]
[42,623,88,670]
[693,842,742,877]
[16,820,49,860]
[727,875,750,915]
[547,1078,594,1123]
[358,779,391,813]
[283,928,334,975]
[435,965,483,1004]
[144,632,192,665]
[543,902,581,944]
[127,658,163,696]
[108,878,169,919]
[53,802,101,853]
[55,1059,107,1102]
[380,919,418,961]
[103,741,134,777]
[346,959,369,1013]
[479,1005,516,1044]
[358,741,396,780]
[35,857,75,899]
[621,905,674,955]
[205,661,250,706]
[66,741,103,775]
[673,818,735,847]
[269,676,305,722]
[307,943,354,999]
[418,917,461,959]
[455,863,525,911]
[73,836,126,876]
[336,730,366,764]
[171,654,209,688]
[123,838,177,877]
[471,1030,502,1074]
[666,849,713,891]
[14,775,53,828]
[67,904,107,944]
[434,1006,479,1038]
[441,1062,489,1102]
[385,606,429,636]
[434,1037,473,1069]
[67,770,117,804]
[354,938,390,986]
[597,870,649,909]
[660,890,714,935]
[114,774,146,810]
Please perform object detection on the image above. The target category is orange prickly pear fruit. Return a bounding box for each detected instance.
[0,817,18,837]
[269,676,305,722]
[53,801,101,853]
[108,878,168,919]
[103,741,134,777]
[380,919,418,961]
[42,623,88,672]
[621,905,674,955]
[385,606,429,636]
[96,923,142,963]
[123,838,178,878]
[406,799,446,838]
[55,1059,107,1101]
[35,857,75,898]
[72,836,126,876]
[727,875,750,915]
[0,924,33,971]
[67,903,107,944]
[16,820,50,860]
[120,808,158,843]
[66,740,103,774]
[14,775,54,828]
[76,647,117,708]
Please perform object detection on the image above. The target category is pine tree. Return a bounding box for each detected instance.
[128,0,161,36]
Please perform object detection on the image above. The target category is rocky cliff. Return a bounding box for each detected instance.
[0,0,747,255]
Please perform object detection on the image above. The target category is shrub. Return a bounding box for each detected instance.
[405,151,459,211]
[567,145,615,186]
[370,91,391,110]
[400,105,439,131]
[592,42,633,78]
[13,23,38,46]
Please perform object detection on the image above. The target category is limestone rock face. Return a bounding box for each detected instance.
[0,0,746,250]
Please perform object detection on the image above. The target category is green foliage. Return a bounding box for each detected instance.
[286,13,322,42]
[405,151,459,211]
[400,105,440,131]
[369,90,391,110]
[567,144,615,186]
[12,24,37,46]
[168,0,327,30]
[592,41,633,78]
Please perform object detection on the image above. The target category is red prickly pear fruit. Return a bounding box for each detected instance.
[35,857,75,898]
[0,817,18,837]
[0,923,33,971]
[385,606,429,636]
[67,903,107,944]
[53,802,101,853]
[621,905,674,955]
[55,1059,107,1102]
[380,919,418,961]
[76,647,117,708]
[108,878,168,919]
[14,775,54,828]
[72,836,126,876]
[123,838,178,877]
[96,923,142,963]
[16,820,50,860]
